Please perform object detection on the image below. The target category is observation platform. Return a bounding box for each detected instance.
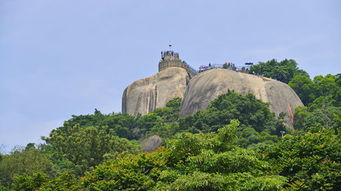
[159,50,197,76]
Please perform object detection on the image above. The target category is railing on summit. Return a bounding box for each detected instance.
[199,62,254,73]
[183,62,198,75]
[161,51,179,59]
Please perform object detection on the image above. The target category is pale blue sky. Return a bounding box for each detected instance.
[1,0,340,152]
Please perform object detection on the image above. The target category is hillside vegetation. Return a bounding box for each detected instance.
[0,59,340,191]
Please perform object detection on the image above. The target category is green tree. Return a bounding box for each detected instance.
[101,113,138,140]
[59,111,138,140]
[153,97,182,122]
[143,98,182,138]
[294,105,341,134]
[260,127,341,190]
[0,147,52,186]
[136,113,164,136]
[289,74,341,106]
[155,171,286,191]
[38,171,80,191]
[82,150,168,191]
[179,91,286,137]
[12,172,49,191]
[250,59,308,83]
[288,74,315,105]
[42,125,139,175]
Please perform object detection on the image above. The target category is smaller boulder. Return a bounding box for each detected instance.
[141,135,163,152]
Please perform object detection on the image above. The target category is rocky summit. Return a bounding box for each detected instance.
[122,50,303,126]
[180,68,303,125]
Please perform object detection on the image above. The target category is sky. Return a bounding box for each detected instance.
[0,0,340,152]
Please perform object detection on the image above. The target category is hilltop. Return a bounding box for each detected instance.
[122,50,303,126]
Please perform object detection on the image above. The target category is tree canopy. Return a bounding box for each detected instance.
[249,59,309,83]
[289,74,340,106]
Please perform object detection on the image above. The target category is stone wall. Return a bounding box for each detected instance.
[159,57,197,77]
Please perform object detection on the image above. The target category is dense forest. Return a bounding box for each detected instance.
[0,59,340,191]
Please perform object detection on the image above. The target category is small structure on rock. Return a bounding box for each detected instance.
[159,46,197,77]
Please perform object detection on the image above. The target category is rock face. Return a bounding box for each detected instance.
[180,68,303,125]
[122,67,190,115]
[141,135,163,152]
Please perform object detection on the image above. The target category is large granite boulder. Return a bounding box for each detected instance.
[122,67,190,115]
[180,69,303,125]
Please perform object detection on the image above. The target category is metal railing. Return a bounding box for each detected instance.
[183,62,198,75]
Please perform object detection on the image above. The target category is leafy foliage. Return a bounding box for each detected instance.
[37,171,81,191]
[154,97,182,122]
[11,171,81,191]
[82,150,168,190]
[82,121,289,191]
[179,91,287,138]
[0,145,53,187]
[42,125,139,175]
[294,105,341,133]
[260,127,341,190]
[289,74,340,106]
[289,73,341,134]
[250,59,308,83]
[12,172,49,191]
[57,110,139,140]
